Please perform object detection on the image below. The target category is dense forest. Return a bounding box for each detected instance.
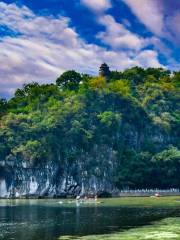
[0,65,180,197]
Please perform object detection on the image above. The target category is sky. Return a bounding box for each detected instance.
[0,0,180,98]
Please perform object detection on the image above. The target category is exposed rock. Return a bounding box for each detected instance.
[0,147,118,198]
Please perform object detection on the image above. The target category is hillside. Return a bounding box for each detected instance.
[0,65,179,197]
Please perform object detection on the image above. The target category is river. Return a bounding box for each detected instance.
[0,198,179,240]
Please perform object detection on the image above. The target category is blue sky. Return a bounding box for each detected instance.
[0,0,179,98]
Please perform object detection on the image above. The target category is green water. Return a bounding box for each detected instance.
[60,218,180,240]
[0,197,179,240]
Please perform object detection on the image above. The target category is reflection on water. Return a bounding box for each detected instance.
[0,199,179,240]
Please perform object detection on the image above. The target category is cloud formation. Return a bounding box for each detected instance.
[0,2,164,98]
[97,15,146,50]
[122,0,180,44]
[80,0,111,12]
[121,0,164,36]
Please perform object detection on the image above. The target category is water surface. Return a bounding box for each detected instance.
[0,198,179,240]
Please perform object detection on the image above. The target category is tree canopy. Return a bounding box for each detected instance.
[56,70,82,90]
[0,66,179,189]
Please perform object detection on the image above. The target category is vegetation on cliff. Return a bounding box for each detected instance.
[0,65,179,189]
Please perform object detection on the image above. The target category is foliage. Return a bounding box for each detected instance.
[12,140,47,166]
[108,80,131,96]
[56,70,82,90]
[0,66,179,189]
[152,146,180,162]
[88,76,106,90]
[97,111,121,127]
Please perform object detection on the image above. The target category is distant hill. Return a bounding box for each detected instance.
[0,65,179,198]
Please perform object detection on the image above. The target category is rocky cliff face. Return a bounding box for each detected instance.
[0,125,172,198]
[0,146,118,198]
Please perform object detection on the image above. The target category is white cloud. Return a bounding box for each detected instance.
[121,0,164,36]
[97,15,146,50]
[136,50,163,68]
[80,0,111,12]
[0,2,79,47]
[0,2,164,98]
[122,0,180,47]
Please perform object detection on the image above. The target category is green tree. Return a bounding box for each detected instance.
[0,66,179,191]
[56,70,82,90]
[97,111,121,127]
[12,140,47,166]
[108,80,131,97]
[152,146,180,162]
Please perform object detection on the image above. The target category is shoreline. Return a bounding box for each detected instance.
[1,193,180,200]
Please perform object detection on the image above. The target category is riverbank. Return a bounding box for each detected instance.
[119,189,180,197]
[0,189,179,199]
[0,196,180,208]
